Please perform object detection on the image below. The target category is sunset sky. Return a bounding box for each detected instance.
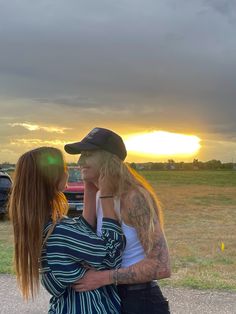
[1,1,236,164]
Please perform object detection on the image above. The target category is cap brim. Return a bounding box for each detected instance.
[64,142,99,154]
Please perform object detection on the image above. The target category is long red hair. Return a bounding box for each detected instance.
[8,147,68,299]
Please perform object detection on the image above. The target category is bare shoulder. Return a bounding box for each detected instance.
[123,188,160,232]
[122,188,151,222]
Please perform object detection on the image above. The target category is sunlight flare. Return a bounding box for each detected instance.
[124,131,201,157]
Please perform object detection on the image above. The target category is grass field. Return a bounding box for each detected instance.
[142,170,236,291]
[1,170,236,290]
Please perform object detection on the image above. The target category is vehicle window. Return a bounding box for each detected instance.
[0,177,12,188]
[68,168,82,182]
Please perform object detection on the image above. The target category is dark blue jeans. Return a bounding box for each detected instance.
[118,284,170,314]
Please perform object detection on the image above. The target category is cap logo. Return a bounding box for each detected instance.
[85,128,100,140]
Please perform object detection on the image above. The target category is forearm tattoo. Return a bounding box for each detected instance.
[115,267,136,284]
[117,192,170,284]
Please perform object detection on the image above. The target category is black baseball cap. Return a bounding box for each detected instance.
[64,127,127,160]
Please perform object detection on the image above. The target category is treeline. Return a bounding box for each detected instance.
[129,159,236,171]
[1,159,236,172]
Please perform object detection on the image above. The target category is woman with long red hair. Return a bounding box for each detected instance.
[9,146,125,314]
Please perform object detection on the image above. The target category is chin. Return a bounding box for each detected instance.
[82,175,93,182]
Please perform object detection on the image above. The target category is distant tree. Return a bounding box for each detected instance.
[127,160,234,171]
[221,162,233,170]
[205,159,222,170]
[193,159,199,169]
[2,162,11,166]
[167,159,175,170]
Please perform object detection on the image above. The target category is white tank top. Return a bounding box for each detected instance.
[96,192,146,267]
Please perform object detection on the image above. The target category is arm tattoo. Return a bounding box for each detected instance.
[117,191,171,284]
[127,193,152,251]
[152,232,170,278]
[116,235,170,284]
[127,193,151,219]
[116,267,136,284]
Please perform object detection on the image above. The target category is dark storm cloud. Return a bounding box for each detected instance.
[203,0,236,17]
[0,0,236,157]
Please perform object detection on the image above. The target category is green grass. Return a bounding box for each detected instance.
[0,242,13,273]
[141,170,236,187]
[0,221,14,273]
[1,170,236,291]
[142,170,236,291]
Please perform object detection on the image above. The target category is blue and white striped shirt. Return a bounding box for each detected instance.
[40,216,125,314]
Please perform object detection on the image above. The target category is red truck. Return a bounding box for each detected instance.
[63,167,84,217]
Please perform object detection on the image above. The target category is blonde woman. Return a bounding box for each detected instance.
[9,147,125,314]
[65,128,171,314]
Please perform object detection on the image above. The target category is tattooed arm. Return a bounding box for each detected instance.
[114,190,171,284]
[114,231,170,284]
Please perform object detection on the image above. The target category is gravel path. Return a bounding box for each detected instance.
[0,275,235,314]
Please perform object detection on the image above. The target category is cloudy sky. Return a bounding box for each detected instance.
[0,0,236,163]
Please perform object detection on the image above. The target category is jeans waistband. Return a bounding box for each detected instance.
[118,280,158,291]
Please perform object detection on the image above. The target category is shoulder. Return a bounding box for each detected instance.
[48,216,92,240]
[125,188,150,212]
[55,216,81,229]
[121,188,151,226]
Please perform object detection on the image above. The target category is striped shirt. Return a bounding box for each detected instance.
[40,216,125,314]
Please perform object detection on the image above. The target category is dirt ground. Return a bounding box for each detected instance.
[0,275,235,314]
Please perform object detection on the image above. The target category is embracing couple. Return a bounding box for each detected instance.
[9,127,171,314]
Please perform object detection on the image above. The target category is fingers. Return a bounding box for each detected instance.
[72,282,83,290]
[71,278,85,289]
[98,174,113,195]
[72,283,91,292]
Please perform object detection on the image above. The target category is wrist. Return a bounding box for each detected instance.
[108,270,114,285]
[110,269,119,285]
[100,197,117,220]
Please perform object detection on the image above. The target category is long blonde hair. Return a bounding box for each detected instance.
[98,150,163,252]
[8,147,68,299]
